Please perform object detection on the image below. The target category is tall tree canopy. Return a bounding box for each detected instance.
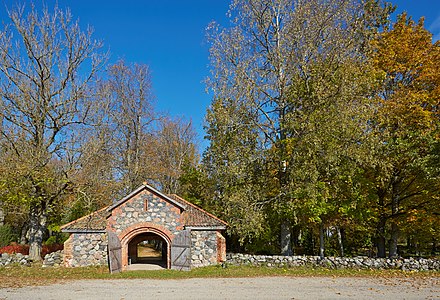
[0,5,106,260]
[205,0,393,255]
[367,13,440,257]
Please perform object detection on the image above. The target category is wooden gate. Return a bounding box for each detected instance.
[171,229,191,270]
[107,231,122,273]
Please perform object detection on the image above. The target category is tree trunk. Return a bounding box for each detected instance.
[407,236,412,255]
[20,224,29,245]
[27,204,47,261]
[389,221,399,258]
[376,217,386,258]
[389,185,400,258]
[0,202,4,226]
[280,219,293,256]
[336,226,344,257]
[319,222,325,259]
[292,226,301,255]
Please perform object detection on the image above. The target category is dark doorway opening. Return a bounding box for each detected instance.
[127,232,167,268]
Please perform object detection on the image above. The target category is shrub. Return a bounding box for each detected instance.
[0,244,29,255]
[41,244,63,257]
[44,233,69,246]
[0,225,18,247]
[0,243,63,257]
[44,236,57,246]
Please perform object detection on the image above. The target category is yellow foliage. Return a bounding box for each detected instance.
[372,13,440,134]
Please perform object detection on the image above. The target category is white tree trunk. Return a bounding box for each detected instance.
[319,223,325,259]
[336,226,344,257]
[280,219,293,256]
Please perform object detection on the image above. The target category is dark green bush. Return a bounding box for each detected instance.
[0,224,18,247]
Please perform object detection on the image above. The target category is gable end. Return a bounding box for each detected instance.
[107,184,186,212]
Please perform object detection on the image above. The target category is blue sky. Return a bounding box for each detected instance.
[0,0,439,150]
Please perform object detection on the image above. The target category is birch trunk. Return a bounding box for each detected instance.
[319,222,325,259]
[336,226,344,257]
[280,219,293,256]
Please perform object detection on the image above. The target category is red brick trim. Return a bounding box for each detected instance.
[63,234,74,267]
[116,222,174,269]
[216,231,226,263]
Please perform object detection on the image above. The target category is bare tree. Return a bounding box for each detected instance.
[0,4,106,260]
[150,117,199,194]
[105,60,156,194]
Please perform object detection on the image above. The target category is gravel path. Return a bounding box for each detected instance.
[0,276,438,300]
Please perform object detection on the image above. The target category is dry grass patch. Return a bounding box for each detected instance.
[0,263,438,288]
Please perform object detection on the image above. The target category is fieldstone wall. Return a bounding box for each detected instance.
[226,253,440,271]
[63,233,108,267]
[191,230,218,267]
[0,253,31,266]
[43,250,64,267]
[107,190,183,237]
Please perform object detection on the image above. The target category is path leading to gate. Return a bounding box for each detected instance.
[125,262,165,271]
[0,276,438,299]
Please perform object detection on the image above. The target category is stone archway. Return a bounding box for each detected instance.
[118,223,173,269]
[127,232,166,266]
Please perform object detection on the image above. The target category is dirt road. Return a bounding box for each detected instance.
[0,276,438,300]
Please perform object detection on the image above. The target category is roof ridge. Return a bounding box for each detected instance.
[107,184,186,212]
[60,205,109,230]
[169,194,228,226]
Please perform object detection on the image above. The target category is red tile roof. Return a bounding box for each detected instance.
[168,194,228,228]
[61,193,227,232]
[60,206,111,232]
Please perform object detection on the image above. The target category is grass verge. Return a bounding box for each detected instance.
[0,264,438,288]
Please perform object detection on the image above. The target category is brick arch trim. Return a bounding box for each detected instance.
[117,222,174,269]
[118,222,174,244]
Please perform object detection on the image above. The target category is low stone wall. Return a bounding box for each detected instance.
[0,251,64,267]
[0,253,31,266]
[43,250,64,267]
[226,253,440,271]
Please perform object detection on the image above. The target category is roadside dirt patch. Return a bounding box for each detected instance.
[0,276,438,300]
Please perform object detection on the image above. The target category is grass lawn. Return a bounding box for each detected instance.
[0,263,438,288]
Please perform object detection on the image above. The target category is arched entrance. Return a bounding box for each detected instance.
[119,224,172,269]
[127,232,167,267]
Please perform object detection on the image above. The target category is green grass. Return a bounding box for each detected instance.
[0,263,438,288]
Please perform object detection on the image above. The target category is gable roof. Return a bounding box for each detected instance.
[107,184,187,212]
[61,186,227,233]
[60,206,110,233]
[168,194,228,229]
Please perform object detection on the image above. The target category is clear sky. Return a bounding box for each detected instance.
[0,0,439,150]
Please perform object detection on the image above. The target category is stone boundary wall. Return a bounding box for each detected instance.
[43,250,64,267]
[0,250,64,267]
[0,253,31,266]
[226,253,440,271]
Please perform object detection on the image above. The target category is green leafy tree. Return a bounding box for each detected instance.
[0,5,106,260]
[205,0,392,255]
[366,14,440,257]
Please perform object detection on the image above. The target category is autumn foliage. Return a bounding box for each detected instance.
[0,244,63,257]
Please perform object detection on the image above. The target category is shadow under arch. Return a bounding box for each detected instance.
[119,224,173,269]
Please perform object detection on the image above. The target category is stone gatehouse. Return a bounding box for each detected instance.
[61,184,227,272]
